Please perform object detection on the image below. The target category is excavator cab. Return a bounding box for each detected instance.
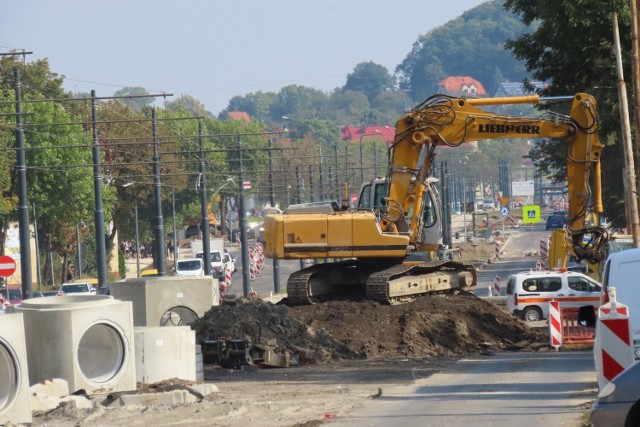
[356,177,442,251]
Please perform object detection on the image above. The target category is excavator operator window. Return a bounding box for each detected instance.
[357,184,371,209]
[373,182,388,211]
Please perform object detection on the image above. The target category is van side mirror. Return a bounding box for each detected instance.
[578,305,597,327]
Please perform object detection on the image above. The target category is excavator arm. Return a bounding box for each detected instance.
[385,93,607,263]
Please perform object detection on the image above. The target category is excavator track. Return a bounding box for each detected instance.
[366,260,477,304]
[286,259,476,305]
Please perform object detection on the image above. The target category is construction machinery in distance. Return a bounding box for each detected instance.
[263,93,608,304]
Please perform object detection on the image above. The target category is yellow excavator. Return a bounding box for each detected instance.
[264,93,608,304]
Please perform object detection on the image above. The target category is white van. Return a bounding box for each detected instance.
[597,248,640,359]
[175,258,204,277]
[506,270,602,321]
[195,250,225,280]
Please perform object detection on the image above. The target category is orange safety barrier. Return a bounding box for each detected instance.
[559,307,595,345]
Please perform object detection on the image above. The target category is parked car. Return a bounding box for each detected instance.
[60,282,97,295]
[31,290,59,298]
[174,258,204,277]
[590,359,640,426]
[224,252,236,274]
[482,200,495,210]
[552,210,568,220]
[506,270,602,321]
[546,214,565,230]
[0,286,23,305]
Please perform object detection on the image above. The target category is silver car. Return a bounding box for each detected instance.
[590,361,640,426]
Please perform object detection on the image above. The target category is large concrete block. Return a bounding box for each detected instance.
[134,326,196,384]
[17,295,136,394]
[111,276,218,327]
[0,312,32,425]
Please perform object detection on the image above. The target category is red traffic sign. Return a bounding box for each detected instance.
[351,193,358,204]
[0,255,16,277]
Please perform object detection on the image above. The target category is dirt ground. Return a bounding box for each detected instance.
[29,289,549,427]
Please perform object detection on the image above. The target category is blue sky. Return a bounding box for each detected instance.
[2,0,486,115]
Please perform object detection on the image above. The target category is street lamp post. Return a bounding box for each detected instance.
[282,116,324,201]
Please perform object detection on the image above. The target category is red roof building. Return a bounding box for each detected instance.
[226,111,251,122]
[340,125,395,144]
[437,76,486,97]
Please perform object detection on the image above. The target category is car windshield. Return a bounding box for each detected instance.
[196,252,221,262]
[62,284,89,293]
[178,260,202,271]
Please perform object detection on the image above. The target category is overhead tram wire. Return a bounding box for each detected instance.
[0,92,174,105]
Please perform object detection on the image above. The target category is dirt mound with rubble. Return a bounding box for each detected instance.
[193,292,548,362]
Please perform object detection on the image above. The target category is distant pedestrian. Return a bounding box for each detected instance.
[167,239,174,258]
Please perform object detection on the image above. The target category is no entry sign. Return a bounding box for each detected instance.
[0,255,16,277]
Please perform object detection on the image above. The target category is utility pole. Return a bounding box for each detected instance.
[631,0,640,174]
[151,108,166,276]
[14,68,32,297]
[238,133,251,297]
[268,138,281,293]
[613,7,640,245]
[90,89,108,288]
[198,118,211,276]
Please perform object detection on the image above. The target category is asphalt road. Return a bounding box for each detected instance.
[330,351,596,426]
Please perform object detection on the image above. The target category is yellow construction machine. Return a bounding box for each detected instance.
[264,93,608,304]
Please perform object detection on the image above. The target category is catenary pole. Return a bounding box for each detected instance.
[199,118,211,276]
[91,90,108,288]
[14,69,33,297]
[238,134,251,297]
[613,9,640,245]
[268,138,281,293]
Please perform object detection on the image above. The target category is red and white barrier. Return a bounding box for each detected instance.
[539,239,548,269]
[595,287,635,390]
[255,243,265,276]
[493,275,501,296]
[249,247,256,281]
[494,242,500,260]
[548,300,562,349]
[223,264,233,296]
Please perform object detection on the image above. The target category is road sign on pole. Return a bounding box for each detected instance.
[0,255,17,277]
[501,207,508,216]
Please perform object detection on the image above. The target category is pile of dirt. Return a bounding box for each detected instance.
[192,292,548,363]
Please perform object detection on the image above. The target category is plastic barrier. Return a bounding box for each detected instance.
[494,242,500,260]
[559,307,594,345]
[594,287,635,390]
[493,276,501,296]
[540,239,548,269]
[548,300,562,349]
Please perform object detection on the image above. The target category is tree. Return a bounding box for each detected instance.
[504,0,630,226]
[326,89,370,123]
[165,94,212,117]
[0,58,109,283]
[344,62,396,102]
[113,86,153,111]
[221,91,277,122]
[269,85,329,120]
[396,1,529,101]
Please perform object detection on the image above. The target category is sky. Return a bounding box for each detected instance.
[2,0,487,115]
